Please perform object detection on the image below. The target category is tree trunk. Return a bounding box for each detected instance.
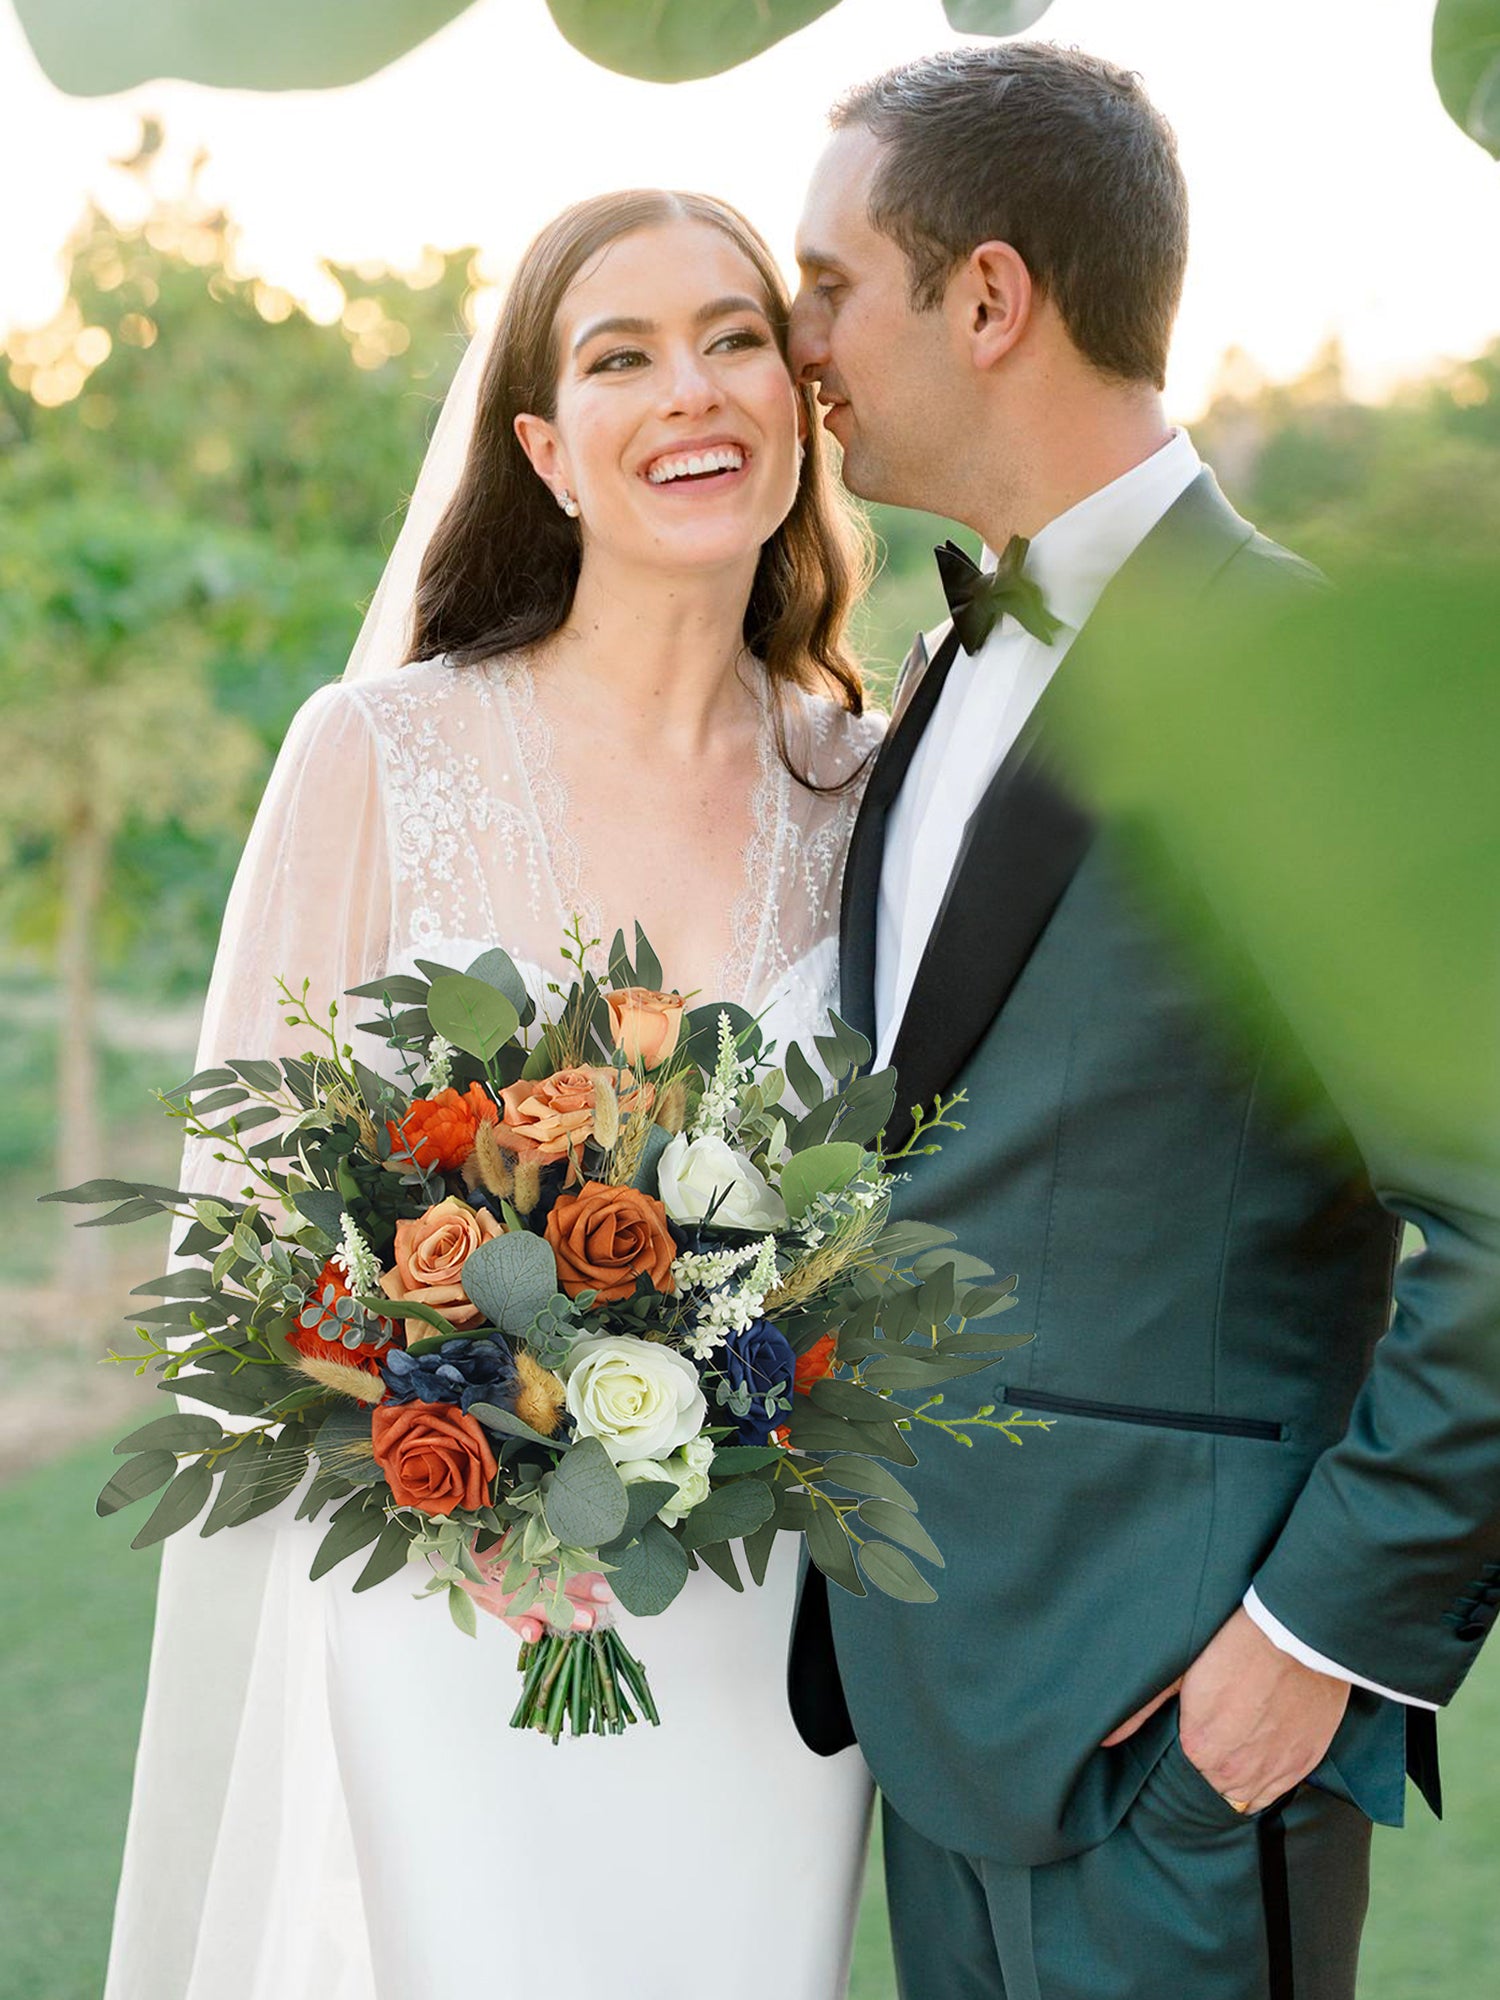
[54,796,108,1313]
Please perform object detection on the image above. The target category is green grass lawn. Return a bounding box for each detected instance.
[2,1440,1496,2000]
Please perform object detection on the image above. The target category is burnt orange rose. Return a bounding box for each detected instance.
[388,1083,499,1172]
[496,1067,653,1165]
[544,1180,677,1304]
[379,1195,503,1331]
[794,1333,837,1395]
[286,1258,395,1374]
[605,987,686,1069]
[371,1401,498,1516]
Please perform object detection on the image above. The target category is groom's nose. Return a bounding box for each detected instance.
[787,293,829,389]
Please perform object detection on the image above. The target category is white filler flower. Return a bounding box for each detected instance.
[657,1133,787,1232]
[564,1336,707,1464]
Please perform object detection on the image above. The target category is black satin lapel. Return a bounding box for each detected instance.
[880,467,1256,1151]
[884,728,1093,1151]
[838,624,964,1045]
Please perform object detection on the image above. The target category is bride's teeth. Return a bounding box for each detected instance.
[647,446,746,483]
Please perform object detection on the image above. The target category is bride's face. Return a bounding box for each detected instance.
[516,221,803,576]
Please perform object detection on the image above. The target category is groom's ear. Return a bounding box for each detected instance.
[957,241,1033,373]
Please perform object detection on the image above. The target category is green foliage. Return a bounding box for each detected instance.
[1433,0,1500,156]
[546,0,842,82]
[13,0,478,95]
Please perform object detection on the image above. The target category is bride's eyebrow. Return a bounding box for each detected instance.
[571,294,769,357]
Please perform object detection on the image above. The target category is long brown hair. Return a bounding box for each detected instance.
[408,190,872,787]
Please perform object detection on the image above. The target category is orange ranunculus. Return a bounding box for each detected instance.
[495,1067,653,1166]
[794,1333,838,1395]
[378,1196,503,1331]
[371,1400,498,1516]
[388,1083,499,1173]
[286,1257,394,1374]
[604,987,686,1069]
[543,1180,677,1304]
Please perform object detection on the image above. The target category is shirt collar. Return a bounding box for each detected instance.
[981,427,1202,638]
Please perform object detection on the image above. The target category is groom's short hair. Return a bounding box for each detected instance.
[832,44,1188,389]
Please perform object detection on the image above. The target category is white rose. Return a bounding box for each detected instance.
[617,1436,714,1526]
[657,1133,786,1231]
[564,1336,707,1464]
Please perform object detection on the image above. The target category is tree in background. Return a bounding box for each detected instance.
[0,131,475,1298]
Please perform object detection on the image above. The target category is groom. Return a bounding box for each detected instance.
[786,43,1500,2000]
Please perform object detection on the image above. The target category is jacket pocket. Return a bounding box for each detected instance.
[1000,1384,1285,1443]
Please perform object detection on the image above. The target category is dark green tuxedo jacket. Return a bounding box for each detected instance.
[788,469,1499,1867]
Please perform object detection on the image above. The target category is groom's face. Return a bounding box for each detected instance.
[791,126,954,510]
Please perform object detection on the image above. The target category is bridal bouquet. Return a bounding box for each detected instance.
[48,928,1039,1740]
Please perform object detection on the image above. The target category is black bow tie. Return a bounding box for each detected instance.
[935,536,1063,655]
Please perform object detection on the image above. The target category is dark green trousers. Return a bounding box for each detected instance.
[884,1728,1372,2000]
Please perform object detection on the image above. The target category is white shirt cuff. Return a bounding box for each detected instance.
[1243,1587,1438,1710]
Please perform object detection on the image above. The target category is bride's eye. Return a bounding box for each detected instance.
[707,327,769,354]
[587,347,650,374]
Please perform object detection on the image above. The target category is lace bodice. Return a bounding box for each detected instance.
[183,656,884,1201]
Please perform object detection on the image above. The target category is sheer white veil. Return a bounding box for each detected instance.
[342,321,494,685]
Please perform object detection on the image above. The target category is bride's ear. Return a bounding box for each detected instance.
[514,411,569,501]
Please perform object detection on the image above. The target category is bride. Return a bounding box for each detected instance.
[106,189,883,1999]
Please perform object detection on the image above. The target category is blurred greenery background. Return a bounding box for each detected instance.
[2,0,1499,1986]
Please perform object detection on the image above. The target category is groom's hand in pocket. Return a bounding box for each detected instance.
[1100,1607,1350,1813]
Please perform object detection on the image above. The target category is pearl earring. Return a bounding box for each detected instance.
[557,489,581,519]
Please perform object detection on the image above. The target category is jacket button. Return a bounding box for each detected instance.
[1456,1619,1490,1641]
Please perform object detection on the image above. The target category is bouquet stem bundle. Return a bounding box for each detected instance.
[510,1625,660,1741]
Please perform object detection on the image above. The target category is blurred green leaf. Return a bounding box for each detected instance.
[943,0,1055,31]
[13,0,477,95]
[546,0,840,82]
[1433,0,1500,156]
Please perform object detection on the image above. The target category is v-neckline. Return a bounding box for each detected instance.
[489,653,790,1005]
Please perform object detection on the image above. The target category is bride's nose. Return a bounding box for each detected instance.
[658,344,723,419]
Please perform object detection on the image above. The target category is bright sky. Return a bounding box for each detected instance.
[1,0,1496,417]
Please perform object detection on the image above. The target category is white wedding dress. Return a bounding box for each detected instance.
[105,654,883,2000]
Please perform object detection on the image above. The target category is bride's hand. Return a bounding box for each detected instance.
[460,1556,614,1644]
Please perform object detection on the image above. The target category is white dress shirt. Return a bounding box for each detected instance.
[873,427,1432,1710]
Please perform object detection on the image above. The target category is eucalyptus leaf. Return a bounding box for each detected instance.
[467,1401,563,1451]
[784,1041,825,1113]
[158,1370,269,1418]
[809,1376,895,1423]
[821,1454,919,1509]
[805,1499,864,1596]
[97,1450,178,1516]
[677,1476,775,1550]
[114,1413,224,1456]
[694,1538,744,1591]
[742,1515,780,1587]
[542,1435,630,1549]
[448,1580,479,1637]
[293,1189,347,1238]
[346,973,432,1004]
[309,1495,386,1579]
[858,1498,945,1567]
[631,1121,672,1194]
[780,1141,865,1221]
[459,1232,558,1337]
[425,972,520,1064]
[601,1479,679,1550]
[858,1540,939,1603]
[607,1519,690,1615]
[132,1461,214,1548]
[353,1519,414,1592]
[709,1444,787,1473]
[463,947,537,1026]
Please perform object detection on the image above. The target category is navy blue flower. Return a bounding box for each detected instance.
[716,1317,796,1445]
[380,1336,518,1415]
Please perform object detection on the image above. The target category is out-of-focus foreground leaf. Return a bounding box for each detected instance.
[1050,561,1500,1165]
[942,0,1056,33]
[12,0,476,94]
[544,0,841,83]
[1433,0,1500,156]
